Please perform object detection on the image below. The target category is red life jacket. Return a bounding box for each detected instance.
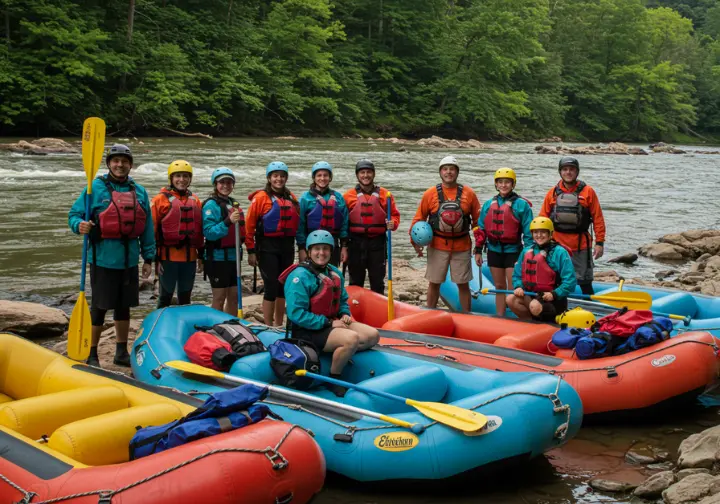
[349,186,387,237]
[96,179,147,240]
[261,192,300,238]
[204,196,245,250]
[429,184,470,240]
[279,262,342,318]
[159,190,204,251]
[484,194,521,245]
[521,246,559,293]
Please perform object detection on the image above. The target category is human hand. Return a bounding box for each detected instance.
[142,262,152,279]
[78,221,94,234]
[155,262,164,276]
[514,288,524,298]
[341,314,352,325]
[340,247,349,264]
[593,244,604,260]
[542,292,554,302]
[196,259,203,274]
[229,210,241,224]
[475,253,482,266]
[412,243,424,257]
[386,220,396,231]
[331,319,346,328]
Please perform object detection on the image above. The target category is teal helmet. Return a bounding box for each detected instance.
[311,161,333,178]
[211,167,235,185]
[411,221,433,246]
[266,161,289,178]
[306,230,335,250]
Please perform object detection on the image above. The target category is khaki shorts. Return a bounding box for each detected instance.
[425,247,472,284]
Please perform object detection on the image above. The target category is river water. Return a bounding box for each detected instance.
[2,138,720,502]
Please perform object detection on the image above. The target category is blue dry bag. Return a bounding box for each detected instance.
[129,384,273,460]
[552,327,591,349]
[614,317,673,355]
[575,332,615,360]
[268,338,321,390]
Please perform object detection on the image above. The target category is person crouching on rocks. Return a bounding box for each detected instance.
[281,230,379,397]
[506,217,577,322]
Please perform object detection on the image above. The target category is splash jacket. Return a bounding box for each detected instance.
[69,174,155,269]
[282,262,351,330]
[245,189,300,252]
[479,193,534,254]
[151,188,204,262]
[344,185,400,237]
[202,195,245,263]
[512,242,576,299]
[297,187,349,249]
[410,184,481,252]
[540,181,606,251]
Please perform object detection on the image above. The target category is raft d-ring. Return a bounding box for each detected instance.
[98,492,113,504]
[606,367,619,378]
[275,492,294,504]
[265,449,289,470]
[425,343,439,350]
[548,394,563,412]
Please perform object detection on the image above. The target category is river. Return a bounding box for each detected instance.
[2,137,720,502]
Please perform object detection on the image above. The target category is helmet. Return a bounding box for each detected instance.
[106,144,133,166]
[266,161,289,178]
[410,221,433,246]
[494,167,516,184]
[311,161,333,178]
[439,156,459,170]
[306,230,335,250]
[556,307,596,329]
[211,167,235,185]
[355,159,375,174]
[530,217,554,233]
[168,160,193,184]
[558,156,580,173]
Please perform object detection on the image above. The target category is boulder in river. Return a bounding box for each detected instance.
[662,473,718,504]
[0,300,69,339]
[633,470,675,499]
[607,253,638,265]
[677,424,720,469]
[0,138,79,155]
[588,479,636,493]
[638,242,688,261]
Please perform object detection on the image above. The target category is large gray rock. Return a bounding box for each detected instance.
[678,425,720,469]
[0,138,78,154]
[703,256,720,274]
[699,279,720,296]
[608,253,638,264]
[633,471,675,499]
[589,479,636,493]
[677,468,711,480]
[688,236,720,257]
[0,300,69,339]
[662,473,717,504]
[639,243,688,261]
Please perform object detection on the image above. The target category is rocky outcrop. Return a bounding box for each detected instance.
[650,142,687,154]
[0,138,79,155]
[589,479,636,492]
[0,300,69,339]
[638,243,689,261]
[633,471,675,499]
[662,473,718,504]
[371,135,496,149]
[607,253,638,264]
[678,425,720,469]
[534,142,648,155]
[535,136,563,143]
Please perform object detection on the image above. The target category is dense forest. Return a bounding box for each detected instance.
[1,0,719,141]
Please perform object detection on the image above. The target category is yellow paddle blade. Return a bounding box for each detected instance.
[589,291,651,310]
[406,399,488,433]
[67,292,91,361]
[165,360,225,379]
[82,117,106,193]
[387,280,395,320]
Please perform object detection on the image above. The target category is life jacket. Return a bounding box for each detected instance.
[521,245,560,293]
[591,309,655,337]
[550,181,592,234]
[129,385,273,460]
[429,184,471,239]
[158,190,204,259]
[260,192,300,238]
[279,261,342,318]
[483,194,525,245]
[268,339,321,390]
[349,186,387,237]
[95,179,147,241]
[203,196,245,261]
[306,190,343,235]
[185,321,267,371]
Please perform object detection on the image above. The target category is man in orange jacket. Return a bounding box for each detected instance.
[539,156,606,295]
[410,156,482,312]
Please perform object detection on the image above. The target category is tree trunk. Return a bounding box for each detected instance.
[127,0,135,43]
[227,0,233,25]
[4,9,9,46]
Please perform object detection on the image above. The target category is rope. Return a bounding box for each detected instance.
[2,424,302,504]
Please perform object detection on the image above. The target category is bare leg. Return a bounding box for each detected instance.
[262,299,275,326]
[506,294,533,320]
[528,299,544,317]
[274,298,286,326]
[323,329,360,375]
[211,287,227,312]
[490,266,509,316]
[427,282,441,308]
[347,322,379,351]
[224,286,238,316]
[457,282,471,313]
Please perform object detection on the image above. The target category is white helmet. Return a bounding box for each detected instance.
[439,155,459,170]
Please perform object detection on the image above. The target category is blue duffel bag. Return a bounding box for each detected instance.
[614,317,673,355]
[551,327,592,349]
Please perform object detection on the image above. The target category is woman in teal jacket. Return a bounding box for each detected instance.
[476,168,534,316]
[296,161,349,267]
[68,144,155,368]
[506,217,576,322]
[202,167,245,315]
[283,230,379,397]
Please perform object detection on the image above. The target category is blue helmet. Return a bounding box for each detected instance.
[211,167,235,185]
[306,230,335,250]
[266,161,289,178]
[411,221,433,246]
[311,161,333,178]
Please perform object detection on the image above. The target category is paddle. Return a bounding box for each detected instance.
[296,370,487,433]
[67,117,106,361]
[479,288,651,311]
[386,191,395,321]
[569,297,691,325]
[164,360,425,434]
[233,202,243,319]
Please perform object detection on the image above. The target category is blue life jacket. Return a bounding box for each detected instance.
[552,327,591,349]
[575,332,616,360]
[614,317,673,355]
[129,384,272,460]
[306,192,343,235]
[268,339,321,390]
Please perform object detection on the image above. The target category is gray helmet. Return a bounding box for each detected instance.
[106,144,133,166]
[558,156,579,173]
[355,159,375,174]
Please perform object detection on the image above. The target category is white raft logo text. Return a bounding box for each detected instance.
[651,355,676,367]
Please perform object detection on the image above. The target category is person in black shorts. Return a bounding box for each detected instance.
[246,161,299,326]
[475,168,534,315]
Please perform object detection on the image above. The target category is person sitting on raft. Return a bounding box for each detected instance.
[281,230,379,397]
[506,217,577,322]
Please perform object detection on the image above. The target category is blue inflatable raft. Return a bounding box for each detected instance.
[441,262,720,337]
[131,305,583,482]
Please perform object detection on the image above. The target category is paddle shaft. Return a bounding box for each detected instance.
[234,203,243,318]
[80,193,91,292]
[570,297,690,324]
[483,288,647,305]
[302,370,414,405]
[387,192,394,321]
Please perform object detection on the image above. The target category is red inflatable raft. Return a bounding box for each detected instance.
[348,286,720,415]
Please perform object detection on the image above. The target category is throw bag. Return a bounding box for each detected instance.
[575,332,615,360]
[592,309,654,337]
[268,339,321,390]
[552,327,591,349]
[184,331,239,371]
[615,317,673,355]
[129,384,271,460]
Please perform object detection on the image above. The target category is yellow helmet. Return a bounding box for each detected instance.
[530,217,554,233]
[556,307,596,329]
[168,160,193,183]
[494,167,516,184]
